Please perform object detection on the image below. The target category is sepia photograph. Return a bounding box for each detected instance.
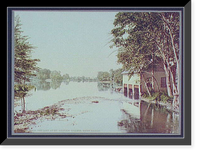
[12,9,182,135]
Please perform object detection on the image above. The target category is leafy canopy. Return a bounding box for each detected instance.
[14,15,40,99]
[110,12,180,74]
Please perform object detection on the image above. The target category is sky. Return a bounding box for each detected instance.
[14,11,122,77]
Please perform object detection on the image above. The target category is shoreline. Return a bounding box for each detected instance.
[14,96,115,133]
[14,96,179,133]
[141,97,179,113]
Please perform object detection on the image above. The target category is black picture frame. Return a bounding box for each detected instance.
[3,3,191,145]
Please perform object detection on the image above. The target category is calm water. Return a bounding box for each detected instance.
[119,101,180,134]
[25,81,124,111]
[18,80,180,134]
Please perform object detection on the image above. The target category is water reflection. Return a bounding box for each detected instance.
[31,80,69,91]
[119,101,179,134]
[32,80,50,91]
[50,80,62,89]
[97,82,111,91]
[27,80,179,134]
[32,80,117,92]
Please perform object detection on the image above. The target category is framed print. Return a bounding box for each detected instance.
[3,3,191,145]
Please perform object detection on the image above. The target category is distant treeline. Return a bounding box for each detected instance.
[70,76,97,82]
[36,69,67,81]
[35,68,123,84]
[35,68,97,82]
[97,68,123,85]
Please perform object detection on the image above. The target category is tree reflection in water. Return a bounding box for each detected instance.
[118,101,180,134]
[29,80,179,134]
[32,80,69,91]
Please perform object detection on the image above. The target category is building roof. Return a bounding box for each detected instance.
[121,71,129,75]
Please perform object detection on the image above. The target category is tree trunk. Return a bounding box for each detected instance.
[161,14,179,64]
[154,43,172,95]
[173,62,180,107]
[168,66,178,94]
[143,71,160,92]
[158,53,178,109]
[173,94,179,110]
[22,96,26,113]
[161,13,180,106]
[152,75,160,92]
[164,62,179,108]
[163,64,173,97]
[142,73,152,97]
[152,52,154,90]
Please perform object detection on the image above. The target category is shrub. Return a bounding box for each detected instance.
[142,91,173,103]
[153,91,173,103]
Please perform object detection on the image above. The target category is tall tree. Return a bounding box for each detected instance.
[110,12,180,107]
[14,15,40,113]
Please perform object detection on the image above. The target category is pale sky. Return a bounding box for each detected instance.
[14,11,122,77]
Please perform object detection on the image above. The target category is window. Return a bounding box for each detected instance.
[161,77,167,88]
[129,84,133,99]
[134,85,139,99]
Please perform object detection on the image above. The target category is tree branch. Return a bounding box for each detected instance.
[161,14,179,64]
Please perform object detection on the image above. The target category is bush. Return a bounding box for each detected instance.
[142,91,173,103]
[153,91,173,103]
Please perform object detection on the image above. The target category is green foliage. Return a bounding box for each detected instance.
[14,15,40,112]
[97,71,110,81]
[111,12,166,73]
[36,68,51,80]
[50,70,63,81]
[97,69,123,85]
[142,91,173,103]
[70,76,97,82]
[110,12,180,72]
[62,73,70,81]
[50,80,62,89]
[110,68,123,85]
[14,84,35,98]
[14,16,40,84]
[110,12,180,100]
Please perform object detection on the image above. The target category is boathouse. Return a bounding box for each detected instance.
[122,65,168,99]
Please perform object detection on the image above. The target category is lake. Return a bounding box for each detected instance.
[15,81,180,134]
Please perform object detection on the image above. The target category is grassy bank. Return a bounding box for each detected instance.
[141,91,179,113]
